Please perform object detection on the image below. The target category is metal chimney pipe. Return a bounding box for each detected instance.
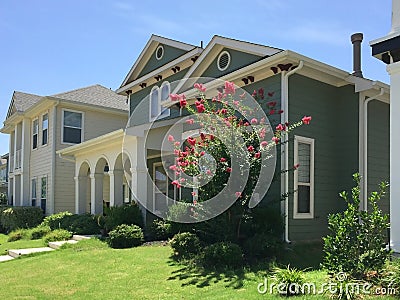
[351,33,364,77]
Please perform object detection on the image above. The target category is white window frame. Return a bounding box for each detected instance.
[293,135,315,219]
[155,45,164,60]
[61,108,84,145]
[149,83,171,122]
[42,112,49,146]
[31,178,37,207]
[40,175,47,213]
[32,118,39,150]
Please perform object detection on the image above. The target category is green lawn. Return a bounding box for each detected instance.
[0,237,396,299]
[0,233,45,255]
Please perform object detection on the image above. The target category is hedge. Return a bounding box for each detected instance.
[0,206,43,232]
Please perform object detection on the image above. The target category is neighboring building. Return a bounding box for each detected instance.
[1,85,129,214]
[58,34,390,242]
[0,153,9,195]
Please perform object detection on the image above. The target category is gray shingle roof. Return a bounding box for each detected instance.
[51,84,128,111]
[12,91,42,112]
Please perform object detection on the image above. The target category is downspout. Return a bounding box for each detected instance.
[282,60,304,243]
[363,87,384,211]
[50,103,59,214]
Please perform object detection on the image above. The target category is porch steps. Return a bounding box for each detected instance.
[48,240,78,249]
[8,247,54,258]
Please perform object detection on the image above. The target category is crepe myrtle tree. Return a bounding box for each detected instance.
[167,81,311,241]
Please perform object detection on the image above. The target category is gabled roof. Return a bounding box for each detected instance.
[180,35,282,80]
[120,34,198,87]
[51,84,128,111]
[6,91,42,118]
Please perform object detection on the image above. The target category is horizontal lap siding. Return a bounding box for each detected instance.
[367,100,390,215]
[55,105,128,213]
[288,75,358,241]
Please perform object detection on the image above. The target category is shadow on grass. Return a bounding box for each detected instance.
[277,241,323,270]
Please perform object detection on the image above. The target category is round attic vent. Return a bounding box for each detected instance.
[217,51,231,71]
[155,45,164,60]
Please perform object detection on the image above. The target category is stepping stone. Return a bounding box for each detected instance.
[72,234,99,241]
[8,247,54,258]
[0,255,14,262]
[48,240,78,249]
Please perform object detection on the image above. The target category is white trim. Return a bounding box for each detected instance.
[153,162,168,213]
[155,45,164,60]
[217,50,231,71]
[149,86,160,122]
[149,83,171,122]
[31,177,37,206]
[61,108,85,145]
[293,135,315,219]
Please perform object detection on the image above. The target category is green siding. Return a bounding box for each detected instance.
[367,100,390,215]
[201,48,262,79]
[138,45,188,78]
[129,71,186,126]
[288,75,359,241]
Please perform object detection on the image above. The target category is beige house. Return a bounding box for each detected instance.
[0,154,8,195]
[0,85,128,214]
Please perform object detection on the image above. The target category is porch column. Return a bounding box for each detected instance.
[109,170,124,207]
[74,176,87,214]
[131,137,147,223]
[90,173,103,214]
[388,62,400,252]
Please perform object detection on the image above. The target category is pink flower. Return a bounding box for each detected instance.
[260,141,268,148]
[174,149,180,156]
[170,94,180,101]
[196,103,205,113]
[191,191,196,196]
[226,167,232,173]
[278,110,284,114]
[267,101,277,107]
[233,100,239,106]
[260,117,266,124]
[247,145,254,152]
[200,151,205,156]
[174,141,181,147]
[186,118,194,125]
[194,83,206,92]
[224,81,236,95]
[187,137,196,146]
[258,88,264,99]
[180,96,187,108]
[172,180,181,188]
[168,135,175,142]
[179,178,185,182]
[235,192,242,198]
[206,169,212,175]
[302,116,312,125]
[272,137,280,144]
[276,124,286,131]
[193,200,198,205]
[269,109,276,115]
[250,118,258,125]
[220,108,228,114]
[255,152,261,159]
[169,165,177,171]
[294,163,300,170]
[240,92,246,99]
[251,90,257,98]
[220,157,226,162]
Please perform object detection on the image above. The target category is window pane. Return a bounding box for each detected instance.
[42,114,48,130]
[298,185,310,213]
[63,127,81,144]
[42,129,48,145]
[161,83,170,102]
[64,111,82,128]
[41,177,47,199]
[31,179,36,199]
[150,89,159,119]
[298,142,311,183]
[33,135,38,149]
[33,119,39,134]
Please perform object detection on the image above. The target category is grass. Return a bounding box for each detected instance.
[0,237,396,299]
[0,234,45,255]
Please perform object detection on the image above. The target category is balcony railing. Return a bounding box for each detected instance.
[15,149,21,170]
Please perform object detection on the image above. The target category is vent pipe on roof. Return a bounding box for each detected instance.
[351,33,364,78]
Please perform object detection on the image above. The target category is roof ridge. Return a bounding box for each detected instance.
[51,84,105,97]
[151,34,198,48]
[212,35,283,51]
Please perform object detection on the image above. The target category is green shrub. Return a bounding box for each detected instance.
[30,225,51,240]
[104,204,143,232]
[43,229,72,243]
[7,228,29,242]
[243,233,283,260]
[107,224,144,249]
[149,219,173,241]
[322,174,390,279]
[272,265,305,296]
[0,193,7,205]
[202,242,243,269]
[170,232,201,258]
[0,206,43,232]
[42,212,101,235]
[41,211,72,229]
[382,259,400,293]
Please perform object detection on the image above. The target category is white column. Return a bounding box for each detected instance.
[387,61,400,252]
[109,170,124,207]
[90,173,103,214]
[20,118,31,206]
[391,0,400,34]
[74,176,88,214]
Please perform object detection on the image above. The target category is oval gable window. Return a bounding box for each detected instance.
[155,45,164,60]
[217,50,231,71]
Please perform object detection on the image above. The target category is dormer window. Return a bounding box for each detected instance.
[155,45,164,60]
[149,82,171,121]
[217,50,231,71]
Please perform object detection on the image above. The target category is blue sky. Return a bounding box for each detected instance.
[0,0,392,156]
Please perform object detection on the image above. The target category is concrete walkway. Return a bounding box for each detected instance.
[0,235,93,262]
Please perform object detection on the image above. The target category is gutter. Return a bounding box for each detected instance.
[282,61,304,244]
[363,87,385,210]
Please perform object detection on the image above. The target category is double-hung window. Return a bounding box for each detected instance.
[63,110,83,144]
[149,82,171,121]
[31,178,37,207]
[42,113,48,146]
[41,177,47,213]
[294,136,315,219]
[32,119,39,149]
